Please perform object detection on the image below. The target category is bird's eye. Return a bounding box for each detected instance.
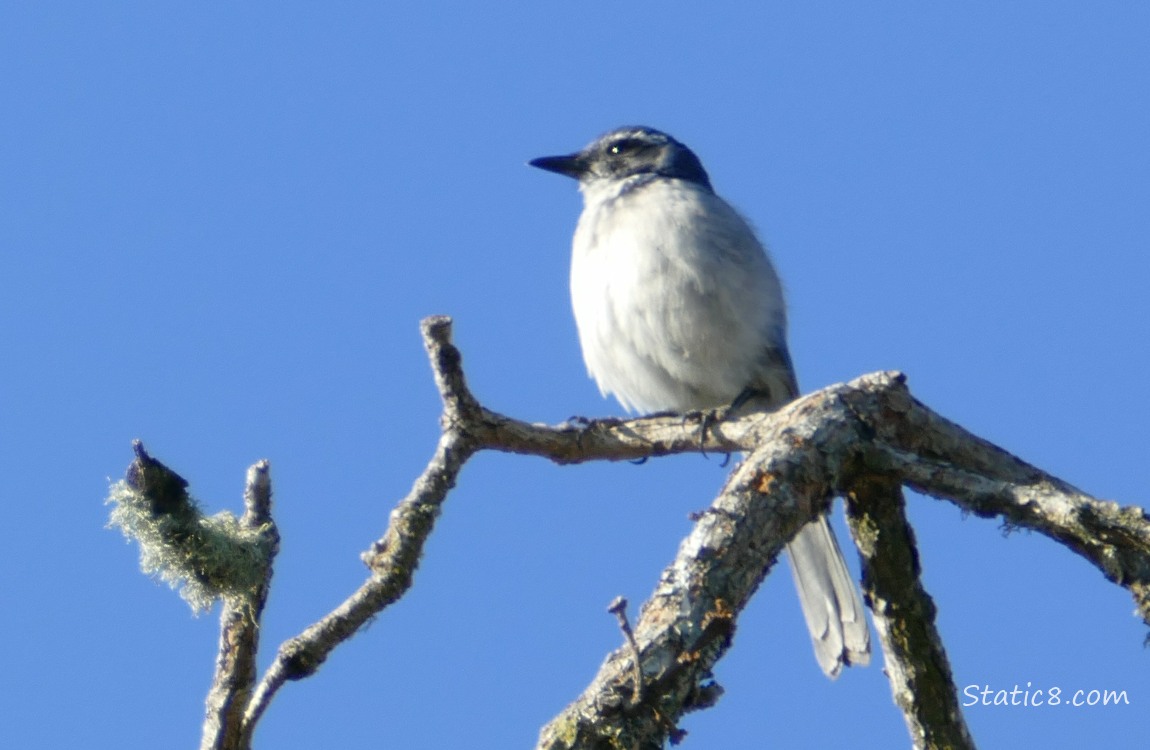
[609,138,642,156]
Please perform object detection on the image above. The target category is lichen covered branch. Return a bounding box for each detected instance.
[106,316,1150,750]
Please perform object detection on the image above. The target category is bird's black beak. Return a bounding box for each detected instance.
[529,153,587,179]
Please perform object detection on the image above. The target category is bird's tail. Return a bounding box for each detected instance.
[785,516,871,678]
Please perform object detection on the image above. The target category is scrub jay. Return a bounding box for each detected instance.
[530,125,870,678]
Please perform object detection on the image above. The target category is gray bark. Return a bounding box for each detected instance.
[106,316,1150,750]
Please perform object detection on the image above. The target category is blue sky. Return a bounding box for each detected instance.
[3,3,1148,747]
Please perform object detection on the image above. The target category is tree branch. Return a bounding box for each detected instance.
[244,317,482,731]
[107,444,279,750]
[203,461,278,750]
[835,382,1150,627]
[845,476,974,750]
[107,316,1150,749]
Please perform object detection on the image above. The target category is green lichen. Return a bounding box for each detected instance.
[106,480,270,613]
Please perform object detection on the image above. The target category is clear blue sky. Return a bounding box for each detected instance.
[3,3,1148,747]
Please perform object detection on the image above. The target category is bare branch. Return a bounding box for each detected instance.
[835,383,1150,627]
[536,374,864,748]
[108,316,1149,749]
[531,372,1149,747]
[248,318,1149,747]
[845,477,974,750]
[243,316,482,731]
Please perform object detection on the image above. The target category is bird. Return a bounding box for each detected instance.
[529,125,871,678]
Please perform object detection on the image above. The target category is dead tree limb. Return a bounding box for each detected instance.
[106,315,1150,750]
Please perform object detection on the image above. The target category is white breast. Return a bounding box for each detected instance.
[570,177,792,413]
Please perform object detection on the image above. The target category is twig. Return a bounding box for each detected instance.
[607,597,643,705]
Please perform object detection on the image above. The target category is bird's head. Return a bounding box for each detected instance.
[529,126,712,191]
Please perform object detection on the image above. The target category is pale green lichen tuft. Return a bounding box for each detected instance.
[106,479,271,614]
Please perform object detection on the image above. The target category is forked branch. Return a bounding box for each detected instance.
[107,316,1150,750]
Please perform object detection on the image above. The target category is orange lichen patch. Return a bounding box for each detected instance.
[755,472,780,494]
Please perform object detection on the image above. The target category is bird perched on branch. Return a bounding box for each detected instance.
[529,125,870,678]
